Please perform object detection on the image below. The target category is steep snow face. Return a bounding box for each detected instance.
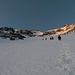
[0,32,75,75]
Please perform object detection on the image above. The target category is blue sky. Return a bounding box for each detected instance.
[0,0,75,31]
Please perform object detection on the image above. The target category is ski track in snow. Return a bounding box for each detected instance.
[55,41,75,75]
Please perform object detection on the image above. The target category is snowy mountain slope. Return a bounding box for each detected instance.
[0,32,75,75]
[47,24,75,35]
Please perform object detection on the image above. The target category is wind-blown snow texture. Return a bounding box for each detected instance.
[0,32,75,75]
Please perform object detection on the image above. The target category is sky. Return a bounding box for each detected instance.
[0,0,75,31]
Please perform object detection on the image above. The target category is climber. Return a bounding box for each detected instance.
[58,35,61,40]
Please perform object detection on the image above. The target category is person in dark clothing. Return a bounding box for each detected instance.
[42,38,44,40]
[58,35,61,40]
[50,36,54,40]
[45,37,47,40]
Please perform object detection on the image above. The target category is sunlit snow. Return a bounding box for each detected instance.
[0,32,75,75]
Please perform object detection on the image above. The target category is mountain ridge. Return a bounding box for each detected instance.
[47,23,75,35]
[0,23,75,40]
[11,23,75,35]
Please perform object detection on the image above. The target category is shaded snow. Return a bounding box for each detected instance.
[0,32,75,75]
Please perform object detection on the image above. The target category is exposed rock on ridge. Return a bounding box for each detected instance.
[47,24,75,35]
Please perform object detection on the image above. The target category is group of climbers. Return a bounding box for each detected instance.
[42,35,61,41]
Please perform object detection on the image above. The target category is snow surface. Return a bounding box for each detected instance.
[0,32,75,75]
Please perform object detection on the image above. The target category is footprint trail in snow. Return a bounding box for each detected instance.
[55,42,75,75]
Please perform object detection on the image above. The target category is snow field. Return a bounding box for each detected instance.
[0,32,75,75]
